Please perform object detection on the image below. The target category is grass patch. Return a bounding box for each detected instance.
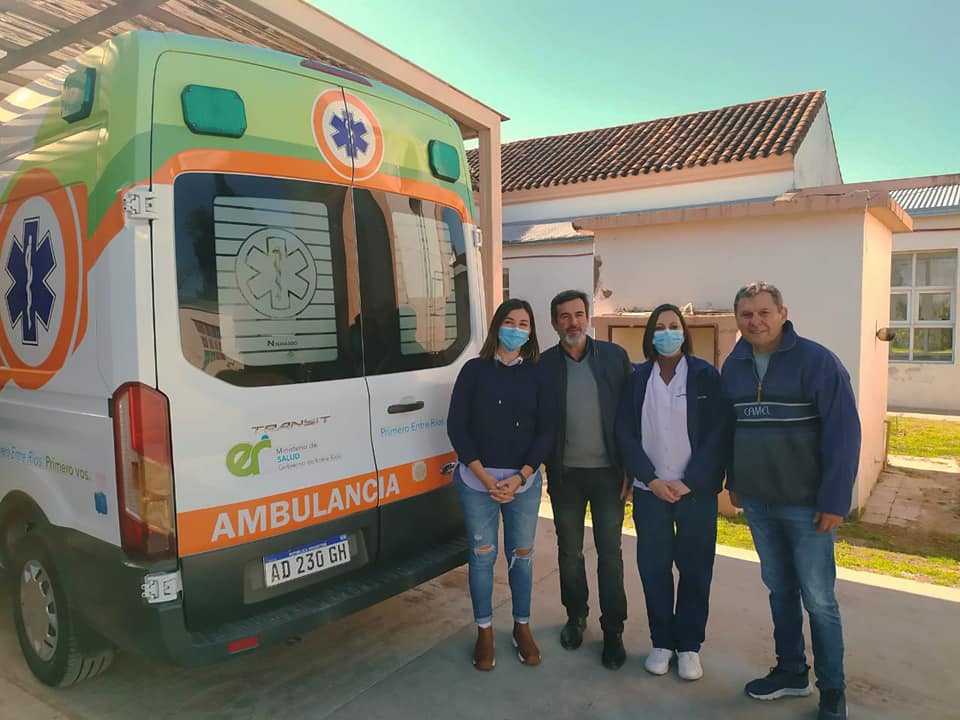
[832,544,960,586]
[716,512,754,550]
[723,513,960,587]
[838,521,960,559]
[887,416,960,458]
[620,502,960,589]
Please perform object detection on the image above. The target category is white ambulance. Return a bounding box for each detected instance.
[0,31,482,686]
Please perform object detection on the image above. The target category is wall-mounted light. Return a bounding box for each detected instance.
[876,327,897,342]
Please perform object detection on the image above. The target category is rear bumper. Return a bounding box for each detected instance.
[55,525,467,666]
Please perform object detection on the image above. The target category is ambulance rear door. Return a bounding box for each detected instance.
[149,50,379,629]
[346,87,480,563]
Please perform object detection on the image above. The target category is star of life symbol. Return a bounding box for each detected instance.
[5,217,56,346]
[330,109,369,159]
[236,228,316,318]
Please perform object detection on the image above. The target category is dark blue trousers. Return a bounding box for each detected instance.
[633,488,718,652]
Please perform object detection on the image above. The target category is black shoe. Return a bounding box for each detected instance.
[560,616,586,650]
[601,631,626,670]
[818,690,847,720]
[745,665,812,700]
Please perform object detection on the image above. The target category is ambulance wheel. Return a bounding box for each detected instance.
[11,534,113,686]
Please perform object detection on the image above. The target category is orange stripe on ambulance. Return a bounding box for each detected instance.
[210,473,401,543]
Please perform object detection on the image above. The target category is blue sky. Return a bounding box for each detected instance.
[313,0,957,183]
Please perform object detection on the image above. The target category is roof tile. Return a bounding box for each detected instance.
[470,90,825,193]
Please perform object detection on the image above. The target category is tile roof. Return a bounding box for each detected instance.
[890,185,960,215]
[468,90,825,193]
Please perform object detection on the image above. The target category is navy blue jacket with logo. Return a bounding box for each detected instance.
[615,355,728,495]
[720,320,861,517]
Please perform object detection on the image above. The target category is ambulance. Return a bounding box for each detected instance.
[0,31,482,686]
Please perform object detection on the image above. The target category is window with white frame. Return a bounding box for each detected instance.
[889,251,956,362]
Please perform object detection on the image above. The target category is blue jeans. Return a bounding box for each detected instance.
[454,469,543,625]
[550,466,627,632]
[633,489,717,652]
[742,499,845,691]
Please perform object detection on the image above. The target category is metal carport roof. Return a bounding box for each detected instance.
[0,0,507,308]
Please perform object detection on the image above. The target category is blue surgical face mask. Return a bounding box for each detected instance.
[498,326,530,352]
[652,328,684,356]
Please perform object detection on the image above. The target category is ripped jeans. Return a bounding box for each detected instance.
[454,467,543,625]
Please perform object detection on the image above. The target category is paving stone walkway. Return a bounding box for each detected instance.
[861,455,960,534]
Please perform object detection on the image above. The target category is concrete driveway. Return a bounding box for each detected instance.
[1,521,958,719]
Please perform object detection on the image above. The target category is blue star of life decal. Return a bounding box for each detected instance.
[329,109,369,158]
[5,217,56,346]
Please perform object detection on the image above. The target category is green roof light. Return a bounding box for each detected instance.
[61,66,96,123]
[428,140,460,182]
[181,84,246,138]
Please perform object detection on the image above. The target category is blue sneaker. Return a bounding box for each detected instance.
[819,689,847,719]
[745,665,812,700]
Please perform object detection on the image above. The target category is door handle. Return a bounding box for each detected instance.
[387,401,424,414]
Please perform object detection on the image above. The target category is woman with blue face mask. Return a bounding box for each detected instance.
[614,303,728,682]
[447,298,555,671]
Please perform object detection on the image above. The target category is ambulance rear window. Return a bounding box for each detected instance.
[174,173,471,385]
[353,189,470,374]
[174,173,360,386]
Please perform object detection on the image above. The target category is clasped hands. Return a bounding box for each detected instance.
[481,472,524,504]
[647,478,691,503]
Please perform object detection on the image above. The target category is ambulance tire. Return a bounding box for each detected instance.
[11,534,114,687]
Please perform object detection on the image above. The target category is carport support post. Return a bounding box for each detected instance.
[478,122,503,319]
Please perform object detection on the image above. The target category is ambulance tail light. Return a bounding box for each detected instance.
[112,382,177,560]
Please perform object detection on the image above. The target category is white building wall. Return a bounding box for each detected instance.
[889,362,959,412]
[496,126,843,345]
[503,241,594,348]
[503,170,796,224]
[593,212,866,374]
[792,106,843,189]
[592,210,890,509]
[888,212,960,412]
[856,212,893,509]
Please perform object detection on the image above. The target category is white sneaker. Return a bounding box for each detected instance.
[644,648,673,675]
[678,651,703,681]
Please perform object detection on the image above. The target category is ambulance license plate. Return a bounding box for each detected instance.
[263,534,351,587]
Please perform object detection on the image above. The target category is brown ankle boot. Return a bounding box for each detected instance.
[512,622,541,666]
[473,626,495,670]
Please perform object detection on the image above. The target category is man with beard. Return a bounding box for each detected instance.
[539,289,633,669]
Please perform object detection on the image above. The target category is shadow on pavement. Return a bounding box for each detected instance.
[1,524,958,719]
